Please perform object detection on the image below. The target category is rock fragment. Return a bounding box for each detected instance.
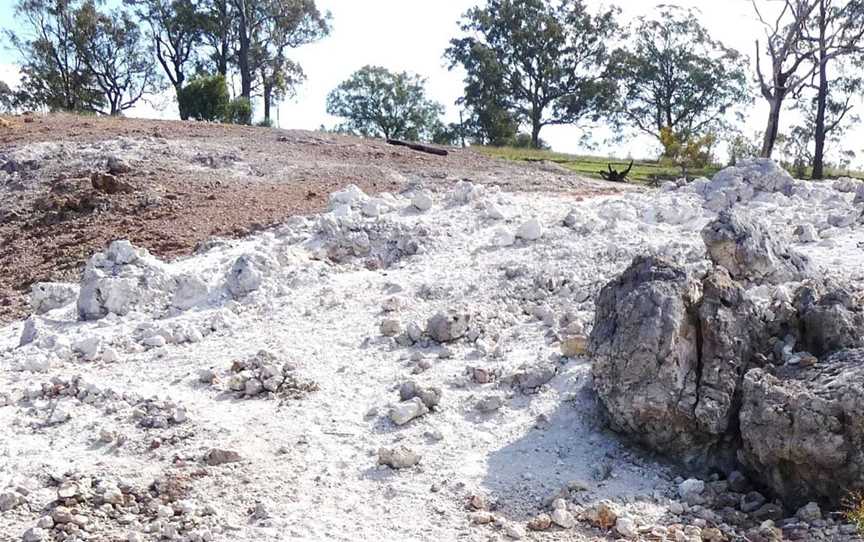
[582,500,617,530]
[412,190,433,211]
[203,448,242,466]
[425,311,470,343]
[389,397,429,425]
[378,446,421,469]
[516,218,543,241]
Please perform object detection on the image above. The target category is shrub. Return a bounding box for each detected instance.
[178,75,229,122]
[224,97,252,125]
[659,127,716,177]
[510,133,550,150]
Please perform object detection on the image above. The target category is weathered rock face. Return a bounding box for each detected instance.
[77,240,174,320]
[694,268,763,438]
[795,286,864,357]
[591,242,864,507]
[590,256,708,462]
[739,349,864,508]
[701,210,811,285]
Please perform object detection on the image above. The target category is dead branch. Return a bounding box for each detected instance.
[386,139,449,157]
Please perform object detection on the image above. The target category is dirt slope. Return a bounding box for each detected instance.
[0,113,617,322]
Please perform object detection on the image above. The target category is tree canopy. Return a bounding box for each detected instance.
[445,0,620,148]
[611,6,750,156]
[326,65,446,142]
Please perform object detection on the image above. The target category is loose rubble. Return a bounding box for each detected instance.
[2,157,863,541]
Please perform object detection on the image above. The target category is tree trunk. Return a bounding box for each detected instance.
[812,1,828,180]
[237,1,252,99]
[263,81,271,123]
[531,121,542,149]
[175,82,189,121]
[761,96,783,158]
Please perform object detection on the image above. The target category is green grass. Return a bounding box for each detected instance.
[474,146,720,184]
[474,146,864,184]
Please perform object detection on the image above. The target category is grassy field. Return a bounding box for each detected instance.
[474,146,719,184]
[474,146,864,184]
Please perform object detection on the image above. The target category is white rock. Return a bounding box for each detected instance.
[796,223,818,243]
[142,335,166,348]
[476,395,504,413]
[48,408,70,425]
[492,228,516,247]
[107,240,142,265]
[30,282,79,314]
[485,203,506,220]
[361,200,381,217]
[678,478,705,500]
[102,485,124,505]
[502,521,525,539]
[172,274,209,310]
[412,190,434,211]
[21,527,46,542]
[226,255,264,298]
[329,184,368,208]
[615,516,639,538]
[378,446,421,468]
[101,347,119,363]
[516,218,543,241]
[0,491,21,512]
[550,508,575,528]
[389,397,428,425]
[18,316,42,347]
[22,352,52,373]
[74,336,102,361]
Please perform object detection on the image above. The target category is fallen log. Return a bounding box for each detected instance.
[386,139,449,157]
[599,160,634,183]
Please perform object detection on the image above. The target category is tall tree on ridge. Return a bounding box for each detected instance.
[445,0,620,149]
[125,0,205,119]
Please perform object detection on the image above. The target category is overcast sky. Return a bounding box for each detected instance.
[1,0,862,166]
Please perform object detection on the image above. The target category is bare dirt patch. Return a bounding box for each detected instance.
[0,113,618,323]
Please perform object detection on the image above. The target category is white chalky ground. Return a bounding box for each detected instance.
[1,159,863,541]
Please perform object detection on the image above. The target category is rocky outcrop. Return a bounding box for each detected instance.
[693,268,762,438]
[739,349,864,508]
[795,285,864,357]
[591,220,864,507]
[590,256,708,462]
[77,240,174,320]
[701,210,811,285]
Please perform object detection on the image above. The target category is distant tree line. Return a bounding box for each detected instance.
[3,0,863,179]
[2,0,330,124]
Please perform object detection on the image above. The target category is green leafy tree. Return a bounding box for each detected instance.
[785,70,862,177]
[74,1,163,115]
[725,130,762,166]
[801,0,864,178]
[198,0,233,76]
[612,6,750,158]
[228,0,328,105]
[5,0,104,113]
[445,0,620,148]
[326,65,446,141]
[124,0,205,119]
[0,81,16,112]
[224,96,252,124]
[177,73,228,120]
[451,43,518,146]
[254,0,329,123]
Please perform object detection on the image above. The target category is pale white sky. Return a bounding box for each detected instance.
[2,0,863,166]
